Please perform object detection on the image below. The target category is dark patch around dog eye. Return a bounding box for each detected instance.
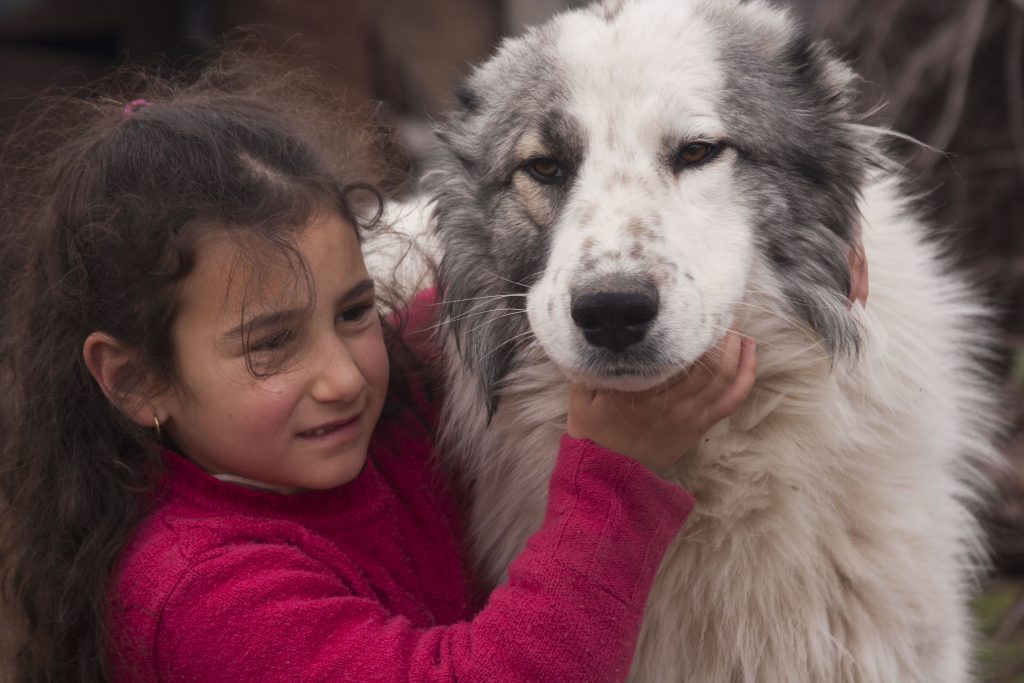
[795,159,830,189]
[673,142,721,172]
[537,111,586,178]
[784,34,815,77]
[526,157,566,183]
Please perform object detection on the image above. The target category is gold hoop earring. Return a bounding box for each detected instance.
[153,415,162,441]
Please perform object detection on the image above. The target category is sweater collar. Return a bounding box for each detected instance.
[158,447,390,528]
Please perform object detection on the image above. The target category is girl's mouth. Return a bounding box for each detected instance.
[297,414,362,440]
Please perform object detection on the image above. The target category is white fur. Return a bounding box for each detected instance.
[438,177,996,682]
[364,195,439,306]
[377,2,999,680]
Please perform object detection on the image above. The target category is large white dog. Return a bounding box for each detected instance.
[384,0,1002,680]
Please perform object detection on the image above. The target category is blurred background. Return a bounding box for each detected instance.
[1,0,1022,678]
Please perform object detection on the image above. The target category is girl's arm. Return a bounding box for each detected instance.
[150,436,691,683]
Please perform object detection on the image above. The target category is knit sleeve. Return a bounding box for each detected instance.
[153,435,694,683]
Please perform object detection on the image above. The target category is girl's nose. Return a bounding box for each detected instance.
[309,336,366,404]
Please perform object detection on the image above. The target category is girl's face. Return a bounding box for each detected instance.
[159,212,390,490]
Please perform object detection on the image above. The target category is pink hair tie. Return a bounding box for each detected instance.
[122,99,150,118]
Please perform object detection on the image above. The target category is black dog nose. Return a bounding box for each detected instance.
[571,277,660,353]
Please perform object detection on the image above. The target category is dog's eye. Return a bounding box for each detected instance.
[525,157,565,183]
[675,142,720,170]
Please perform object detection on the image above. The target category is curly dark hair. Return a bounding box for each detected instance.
[0,47,429,683]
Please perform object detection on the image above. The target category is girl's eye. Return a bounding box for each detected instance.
[338,305,373,323]
[525,157,566,184]
[251,330,295,352]
[675,141,720,170]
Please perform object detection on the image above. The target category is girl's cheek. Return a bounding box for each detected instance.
[236,375,306,424]
[362,327,391,392]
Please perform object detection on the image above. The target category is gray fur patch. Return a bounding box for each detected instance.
[592,0,627,23]
[699,3,874,356]
[430,20,585,414]
[626,217,659,243]
[629,241,644,260]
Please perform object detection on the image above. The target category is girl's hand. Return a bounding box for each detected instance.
[567,330,756,475]
[848,237,869,308]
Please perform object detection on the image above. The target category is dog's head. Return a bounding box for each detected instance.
[433,0,873,413]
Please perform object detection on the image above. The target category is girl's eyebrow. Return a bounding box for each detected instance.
[224,309,304,340]
[223,279,376,340]
[341,278,376,303]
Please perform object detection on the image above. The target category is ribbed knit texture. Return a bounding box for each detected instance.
[110,419,693,683]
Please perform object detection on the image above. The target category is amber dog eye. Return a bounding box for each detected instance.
[675,142,720,170]
[526,157,565,183]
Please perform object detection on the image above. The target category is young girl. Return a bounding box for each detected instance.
[0,56,756,683]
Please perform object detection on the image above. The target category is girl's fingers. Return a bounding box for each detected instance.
[685,329,742,400]
[847,239,869,308]
[568,382,595,406]
[567,334,757,461]
[664,363,714,398]
[654,332,750,427]
[713,329,744,385]
[668,327,741,398]
[705,337,757,423]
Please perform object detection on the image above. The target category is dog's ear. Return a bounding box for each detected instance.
[781,33,861,122]
[454,83,480,113]
[720,2,868,359]
[729,1,860,118]
[777,34,867,358]
[435,81,483,172]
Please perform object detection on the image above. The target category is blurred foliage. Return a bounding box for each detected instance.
[975,580,1024,681]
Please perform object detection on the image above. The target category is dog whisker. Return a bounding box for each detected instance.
[418,300,528,334]
[741,286,850,312]
[465,310,529,336]
[450,306,526,325]
[731,301,827,351]
[432,292,528,306]
[471,266,533,290]
[482,330,536,362]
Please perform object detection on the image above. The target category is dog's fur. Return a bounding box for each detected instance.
[414,1,1000,680]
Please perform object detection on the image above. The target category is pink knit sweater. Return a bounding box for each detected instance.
[110,387,694,682]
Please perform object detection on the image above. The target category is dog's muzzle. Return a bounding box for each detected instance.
[570,274,659,353]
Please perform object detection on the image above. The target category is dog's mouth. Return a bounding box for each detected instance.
[555,319,727,392]
[567,352,688,391]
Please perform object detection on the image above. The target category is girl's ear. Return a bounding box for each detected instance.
[82,332,169,428]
